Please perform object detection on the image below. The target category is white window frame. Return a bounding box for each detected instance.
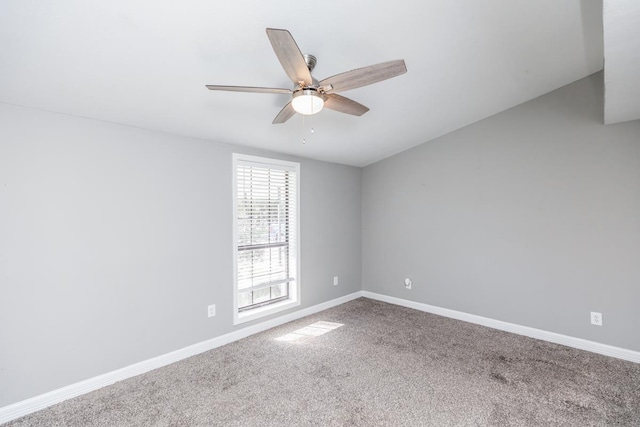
[232,153,301,325]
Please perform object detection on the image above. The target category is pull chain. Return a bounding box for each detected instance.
[302,114,306,144]
[300,114,316,145]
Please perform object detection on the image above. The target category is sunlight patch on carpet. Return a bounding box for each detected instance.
[275,321,344,342]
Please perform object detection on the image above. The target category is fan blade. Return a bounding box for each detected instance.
[323,93,370,116]
[205,85,291,94]
[320,60,407,93]
[273,101,296,124]
[266,28,312,86]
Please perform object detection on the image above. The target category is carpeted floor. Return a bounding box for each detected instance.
[5,298,640,426]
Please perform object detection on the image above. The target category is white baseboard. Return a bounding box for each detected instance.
[0,291,364,424]
[361,291,640,364]
[3,290,638,424]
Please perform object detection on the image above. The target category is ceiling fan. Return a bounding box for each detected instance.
[206,28,407,124]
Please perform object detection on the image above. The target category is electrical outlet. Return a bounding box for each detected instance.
[333,276,339,286]
[404,278,412,289]
[208,304,216,318]
[590,311,602,326]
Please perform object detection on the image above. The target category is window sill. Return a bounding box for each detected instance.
[234,298,300,325]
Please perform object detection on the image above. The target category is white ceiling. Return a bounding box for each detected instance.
[0,1,625,167]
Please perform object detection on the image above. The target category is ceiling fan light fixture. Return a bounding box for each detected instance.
[291,88,324,115]
[206,29,407,124]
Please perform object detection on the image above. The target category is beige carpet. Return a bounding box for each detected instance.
[5,298,640,426]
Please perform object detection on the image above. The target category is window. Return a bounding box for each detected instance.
[232,154,300,324]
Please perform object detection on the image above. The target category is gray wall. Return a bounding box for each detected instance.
[0,104,362,407]
[362,73,640,352]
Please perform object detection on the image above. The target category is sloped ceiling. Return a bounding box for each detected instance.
[0,1,615,167]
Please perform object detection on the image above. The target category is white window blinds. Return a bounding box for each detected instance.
[234,157,298,312]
